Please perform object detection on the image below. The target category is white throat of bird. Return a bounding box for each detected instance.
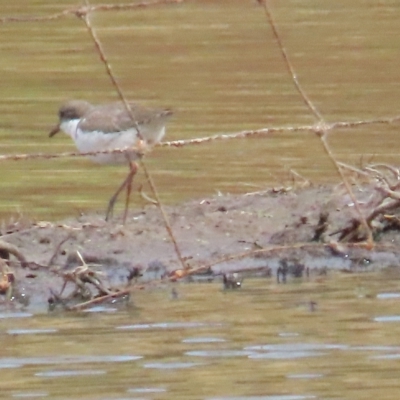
[59,119,81,139]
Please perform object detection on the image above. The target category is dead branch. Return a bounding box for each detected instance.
[0,240,28,268]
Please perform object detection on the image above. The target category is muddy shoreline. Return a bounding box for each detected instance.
[1,183,400,313]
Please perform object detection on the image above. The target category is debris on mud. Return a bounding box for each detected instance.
[2,178,400,313]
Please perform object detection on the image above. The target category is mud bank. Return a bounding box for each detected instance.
[1,183,400,313]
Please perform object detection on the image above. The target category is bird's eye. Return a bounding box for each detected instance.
[60,108,77,120]
[59,109,69,119]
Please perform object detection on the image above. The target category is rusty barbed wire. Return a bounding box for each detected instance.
[0,0,184,24]
[82,0,188,270]
[0,146,147,163]
[1,115,399,162]
[260,0,393,247]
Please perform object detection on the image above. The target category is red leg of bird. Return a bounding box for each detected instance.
[105,161,138,222]
[122,161,138,224]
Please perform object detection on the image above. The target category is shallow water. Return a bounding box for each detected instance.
[0,0,399,219]
[1,271,400,398]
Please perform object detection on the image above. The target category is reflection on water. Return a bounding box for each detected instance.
[0,272,399,398]
[182,337,226,344]
[376,292,400,299]
[12,393,48,399]
[143,362,204,370]
[244,343,347,351]
[0,312,32,319]
[7,328,58,335]
[116,321,220,330]
[374,315,400,322]
[206,396,316,400]
[248,351,325,360]
[0,355,141,367]
[186,350,255,358]
[127,387,167,393]
[372,354,400,360]
[287,374,323,380]
[83,305,118,313]
[35,369,106,378]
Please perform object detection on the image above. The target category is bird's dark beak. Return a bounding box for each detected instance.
[49,124,60,137]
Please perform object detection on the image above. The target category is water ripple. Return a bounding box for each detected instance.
[116,321,220,330]
[143,362,203,369]
[182,337,226,344]
[7,328,58,335]
[35,369,106,377]
[206,395,316,400]
[186,350,255,358]
[0,355,141,368]
[374,315,400,322]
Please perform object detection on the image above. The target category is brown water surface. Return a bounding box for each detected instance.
[0,0,399,219]
[0,272,400,398]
